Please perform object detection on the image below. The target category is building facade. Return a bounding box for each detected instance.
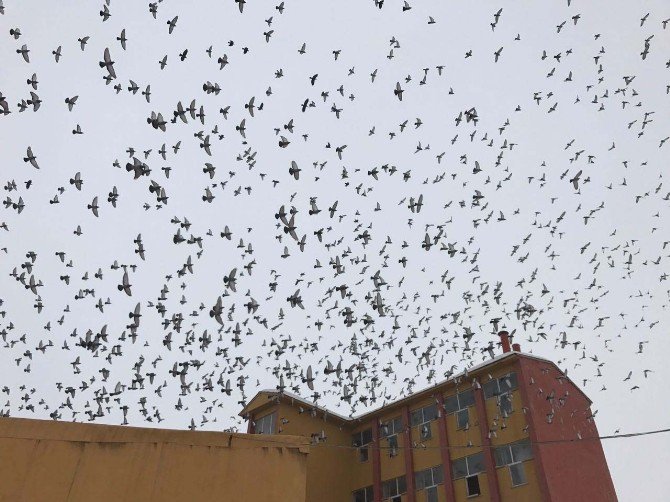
[241,333,618,502]
[0,333,617,502]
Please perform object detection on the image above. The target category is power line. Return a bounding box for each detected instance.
[245,426,670,450]
[3,425,666,451]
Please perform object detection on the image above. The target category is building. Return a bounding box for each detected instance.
[0,332,617,502]
[241,332,618,502]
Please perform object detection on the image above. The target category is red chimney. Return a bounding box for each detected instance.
[512,343,521,352]
[498,331,511,353]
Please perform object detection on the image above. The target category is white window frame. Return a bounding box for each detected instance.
[410,404,437,440]
[382,475,406,501]
[254,411,276,434]
[352,485,374,502]
[352,428,373,462]
[444,389,474,430]
[509,461,527,487]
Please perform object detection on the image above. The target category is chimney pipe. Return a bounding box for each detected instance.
[498,331,511,353]
[512,343,521,352]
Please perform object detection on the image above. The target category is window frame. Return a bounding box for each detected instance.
[466,474,481,497]
[483,372,518,399]
[425,485,438,502]
[352,485,374,502]
[381,416,402,456]
[455,408,469,430]
[415,465,444,491]
[509,461,527,487]
[254,411,276,434]
[410,403,438,427]
[494,439,533,467]
[452,452,485,480]
[410,404,438,441]
[381,475,407,501]
[444,389,474,430]
[352,428,373,463]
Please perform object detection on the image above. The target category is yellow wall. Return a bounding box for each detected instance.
[497,459,542,502]
[273,402,352,502]
[0,417,309,502]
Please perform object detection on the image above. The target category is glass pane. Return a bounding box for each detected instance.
[393,417,403,434]
[511,439,533,462]
[359,447,369,462]
[352,489,365,502]
[432,465,444,485]
[466,475,481,496]
[382,481,391,499]
[426,486,438,502]
[510,463,527,486]
[410,409,422,427]
[366,486,374,501]
[397,475,407,494]
[483,379,499,399]
[494,446,513,467]
[420,422,432,440]
[380,423,390,438]
[415,471,425,491]
[424,403,438,421]
[459,389,475,408]
[452,457,468,479]
[456,408,469,429]
[443,394,459,414]
[468,452,486,475]
[388,434,398,448]
[500,394,513,415]
[506,372,518,390]
[362,428,373,445]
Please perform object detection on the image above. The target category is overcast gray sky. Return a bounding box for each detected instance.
[1,1,669,500]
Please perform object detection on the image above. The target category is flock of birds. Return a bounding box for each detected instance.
[0,0,668,443]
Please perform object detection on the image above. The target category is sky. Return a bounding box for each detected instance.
[1,0,669,500]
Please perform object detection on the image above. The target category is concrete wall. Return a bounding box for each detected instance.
[0,417,309,502]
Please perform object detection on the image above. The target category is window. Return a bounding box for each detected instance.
[425,485,438,502]
[483,372,518,399]
[466,475,481,497]
[452,452,485,479]
[381,416,403,437]
[444,389,474,413]
[494,439,532,488]
[499,393,513,416]
[352,428,373,462]
[382,475,406,501]
[387,434,399,456]
[456,408,469,430]
[444,389,474,430]
[410,404,438,426]
[254,412,276,434]
[411,404,438,440]
[493,439,533,467]
[415,465,444,491]
[352,486,374,502]
[509,462,527,486]
[381,417,402,456]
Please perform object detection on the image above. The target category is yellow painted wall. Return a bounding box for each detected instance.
[0,417,309,502]
[349,421,374,492]
[273,402,352,502]
[497,459,542,502]
[378,410,405,481]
